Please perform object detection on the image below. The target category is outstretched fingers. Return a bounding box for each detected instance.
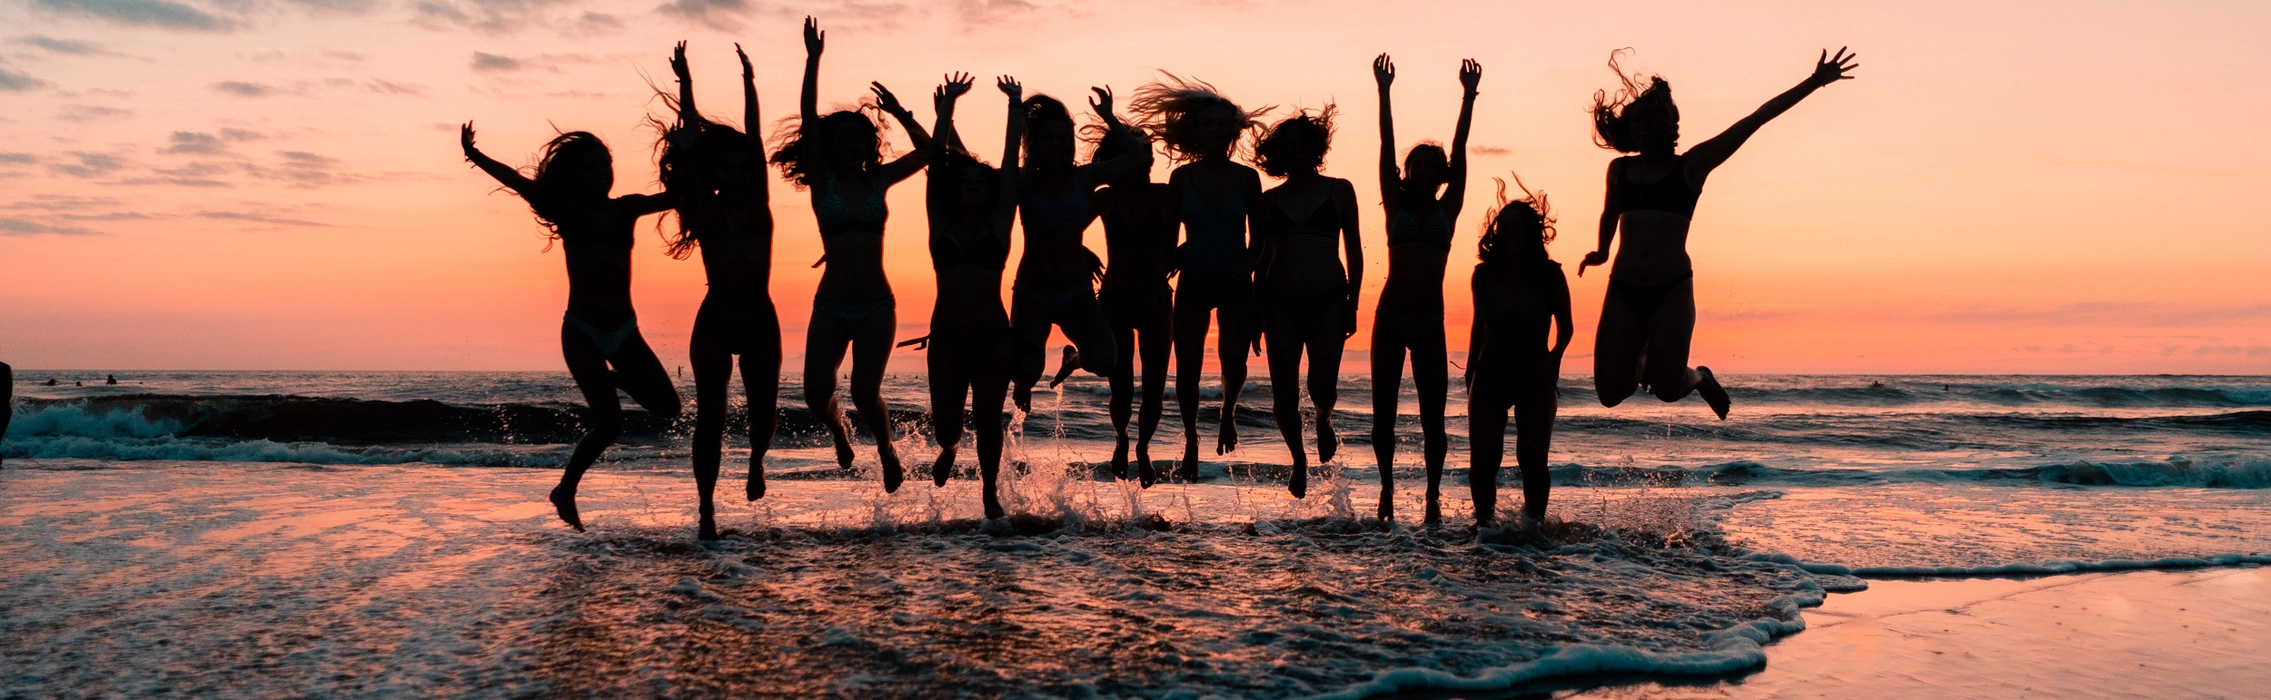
[998,75,1021,98]
[803,16,824,55]
[1460,58,1481,91]
[1374,53,1394,85]
[1088,85,1114,115]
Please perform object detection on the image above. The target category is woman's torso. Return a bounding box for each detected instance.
[929,217,1010,335]
[812,170,893,300]
[550,196,641,324]
[1609,154,1701,285]
[1014,169,1098,290]
[689,195,776,314]
[1098,182,1176,293]
[1176,162,1251,279]
[1377,192,1455,317]
[1259,175,1349,299]
[1473,260,1562,365]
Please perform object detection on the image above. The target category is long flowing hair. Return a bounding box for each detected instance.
[926,147,1000,228]
[524,131,611,237]
[1478,172,1556,266]
[1127,72,1271,164]
[767,100,893,189]
[656,120,759,259]
[1590,49,1678,154]
[1251,105,1336,178]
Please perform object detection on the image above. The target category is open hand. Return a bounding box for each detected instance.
[1576,249,1610,276]
[1459,58,1481,95]
[1812,47,1859,87]
[735,43,752,79]
[870,82,905,115]
[997,75,1021,101]
[802,16,824,56]
[670,41,689,82]
[1373,53,1394,88]
[939,72,972,100]
[1088,85,1114,116]
[459,121,478,159]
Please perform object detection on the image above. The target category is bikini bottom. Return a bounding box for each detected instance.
[564,312,640,360]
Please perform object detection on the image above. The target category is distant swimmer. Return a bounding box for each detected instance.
[105,374,117,385]
[1579,47,1859,419]
[920,72,1023,518]
[462,105,683,533]
[660,41,781,540]
[1,361,12,467]
[1369,55,1480,524]
[45,378,57,387]
[1252,105,1363,499]
[1128,74,1269,482]
[777,17,933,493]
[1467,176,1571,528]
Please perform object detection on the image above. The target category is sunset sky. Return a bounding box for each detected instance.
[2,0,2267,373]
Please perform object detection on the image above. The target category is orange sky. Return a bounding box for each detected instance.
[2,0,2268,373]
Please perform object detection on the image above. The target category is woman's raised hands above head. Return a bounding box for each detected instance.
[997,75,1021,101]
[459,121,479,159]
[1373,53,1395,88]
[1088,85,1114,117]
[802,16,824,57]
[670,41,690,82]
[1812,47,1859,87]
[1459,58,1481,95]
[936,71,973,107]
[870,81,907,116]
[735,42,752,80]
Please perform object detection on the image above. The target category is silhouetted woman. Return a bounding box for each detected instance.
[660,42,775,541]
[1251,108,1362,499]
[774,17,933,492]
[1468,177,1570,528]
[1006,89,1146,412]
[460,122,681,533]
[1128,75,1268,482]
[1578,48,1858,418]
[921,72,1023,519]
[1370,55,1480,523]
[1090,104,1172,487]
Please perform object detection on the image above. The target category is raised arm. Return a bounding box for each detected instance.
[873,82,933,185]
[797,17,826,170]
[1683,47,1858,179]
[460,121,533,194]
[1336,178,1365,338]
[1441,59,1481,219]
[735,43,769,208]
[994,76,1024,228]
[1078,86,1152,185]
[1373,54,1398,208]
[1577,160,1621,277]
[670,41,702,129]
[931,72,973,154]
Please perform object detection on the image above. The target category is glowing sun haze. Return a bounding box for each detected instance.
[2,0,2267,373]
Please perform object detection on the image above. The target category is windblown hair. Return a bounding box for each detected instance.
[1127,73,1271,164]
[926,146,1000,227]
[768,102,893,190]
[1590,49,1678,154]
[1478,172,1556,265]
[525,131,612,235]
[1021,94,1079,176]
[656,121,759,260]
[1251,105,1335,178]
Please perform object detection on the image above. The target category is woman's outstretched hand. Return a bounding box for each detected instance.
[1811,47,1859,87]
[1459,58,1481,95]
[1373,53,1394,88]
[997,75,1021,101]
[459,121,479,160]
[1577,249,1610,277]
[1088,85,1113,116]
[735,42,752,79]
[670,41,689,82]
[802,16,824,57]
[935,71,972,107]
[870,82,906,115]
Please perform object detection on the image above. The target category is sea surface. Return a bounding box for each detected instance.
[3,371,2268,697]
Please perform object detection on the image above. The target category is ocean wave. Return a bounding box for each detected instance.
[1755,552,2271,578]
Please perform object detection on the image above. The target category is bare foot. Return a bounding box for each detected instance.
[881,451,904,494]
[1135,443,1157,489]
[745,460,767,501]
[698,505,719,541]
[1048,345,1081,389]
[1012,382,1033,413]
[548,485,584,532]
[1110,436,1130,480]
[1423,489,1441,528]
[1178,439,1201,483]
[931,448,954,488]
[828,418,856,470]
[1215,422,1239,456]
[1316,420,1339,464]
[1288,453,1307,499]
[1696,366,1732,420]
[1377,483,1394,521]
[982,490,1005,520]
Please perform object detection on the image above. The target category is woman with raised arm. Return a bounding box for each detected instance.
[1468,177,1571,528]
[1005,88,1147,413]
[920,73,1023,519]
[459,121,680,533]
[659,42,776,541]
[773,16,933,492]
[1579,48,1858,418]
[1370,55,1479,524]
[1090,104,1173,488]
[1127,75,1269,483]
[1251,108,1364,499]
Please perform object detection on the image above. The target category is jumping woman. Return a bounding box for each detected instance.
[1090,105,1173,487]
[1370,55,1480,523]
[920,72,1023,519]
[774,17,933,492]
[460,122,681,533]
[1128,75,1269,483]
[660,42,776,541]
[1006,88,1146,412]
[1579,48,1858,418]
[1467,177,1570,528]
[1251,107,1362,499]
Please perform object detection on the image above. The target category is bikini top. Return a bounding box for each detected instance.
[1021,174,1092,231]
[1178,186,1249,273]
[815,171,888,234]
[544,197,639,250]
[1613,155,1701,218]
[931,225,1008,271]
[1388,207,1453,249]
[1268,198,1341,245]
[1102,186,1166,248]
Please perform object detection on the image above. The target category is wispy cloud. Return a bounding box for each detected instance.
[365,79,426,95]
[1471,146,1512,156]
[0,153,34,164]
[27,0,236,31]
[655,0,765,30]
[415,0,584,34]
[196,210,329,227]
[9,34,115,55]
[469,51,521,71]
[162,131,225,154]
[60,104,131,119]
[0,216,96,236]
[0,63,46,91]
[48,152,124,178]
[212,80,278,97]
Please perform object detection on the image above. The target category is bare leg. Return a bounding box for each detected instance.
[1215,282,1254,457]
[1467,379,1508,528]
[1592,285,1649,408]
[1639,280,1727,418]
[1171,285,1216,482]
[1106,312,1137,480]
[804,313,857,470]
[971,335,1013,519]
[847,306,902,492]
[1411,322,1451,526]
[1263,298,1308,498]
[1134,294,1173,488]
[1007,293,1052,413]
[926,333,971,488]
[1513,383,1559,523]
[740,307,783,501]
[1368,317,1407,521]
[1306,300,1347,468]
[689,321,732,540]
[554,323,682,533]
